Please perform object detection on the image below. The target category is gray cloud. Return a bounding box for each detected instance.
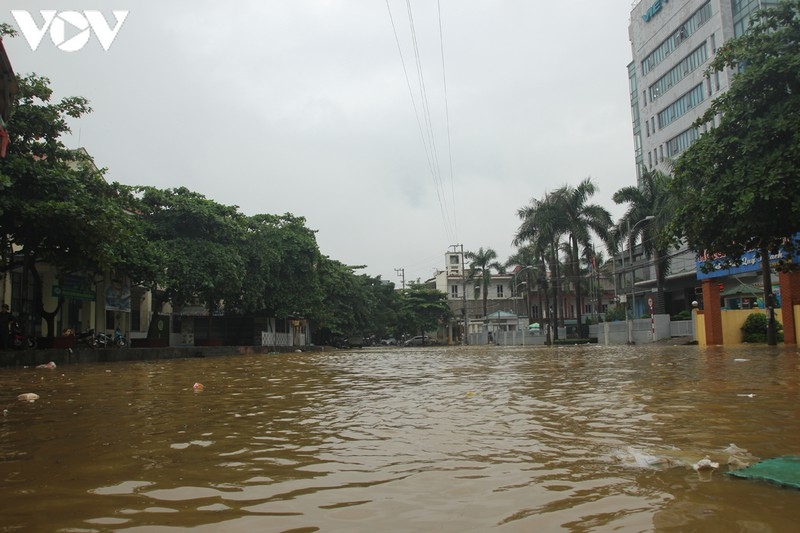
[4,0,635,282]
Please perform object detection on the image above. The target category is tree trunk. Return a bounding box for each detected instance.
[27,256,63,338]
[572,239,584,338]
[653,249,667,315]
[550,245,560,342]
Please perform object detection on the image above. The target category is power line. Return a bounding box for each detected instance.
[437,0,458,243]
[386,0,458,245]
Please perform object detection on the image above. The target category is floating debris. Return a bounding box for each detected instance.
[725,443,759,469]
[193,383,204,392]
[35,361,56,369]
[693,457,719,471]
[18,393,40,402]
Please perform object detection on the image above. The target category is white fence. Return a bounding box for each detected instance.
[261,331,305,347]
[669,319,693,337]
[465,315,690,346]
[468,331,548,346]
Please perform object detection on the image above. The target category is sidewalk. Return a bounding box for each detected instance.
[0,343,326,367]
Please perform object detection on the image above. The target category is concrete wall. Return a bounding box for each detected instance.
[695,308,783,346]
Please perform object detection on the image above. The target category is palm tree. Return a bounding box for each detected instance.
[613,168,675,315]
[506,246,546,325]
[465,247,502,318]
[515,193,563,342]
[550,178,613,337]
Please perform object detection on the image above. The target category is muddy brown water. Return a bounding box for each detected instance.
[1,344,799,532]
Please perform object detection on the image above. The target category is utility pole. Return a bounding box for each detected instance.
[394,268,405,290]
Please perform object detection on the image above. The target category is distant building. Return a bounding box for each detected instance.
[429,250,616,343]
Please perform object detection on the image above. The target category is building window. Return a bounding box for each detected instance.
[496,285,504,298]
[449,255,459,265]
[531,305,539,319]
[451,285,459,298]
[667,126,701,157]
[648,43,709,103]
[641,2,713,75]
[658,83,705,128]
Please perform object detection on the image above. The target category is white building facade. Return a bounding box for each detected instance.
[625,1,779,315]
[629,0,778,184]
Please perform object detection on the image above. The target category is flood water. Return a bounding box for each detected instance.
[1,344,799,532]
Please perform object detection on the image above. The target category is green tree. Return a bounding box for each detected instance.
[313,257,397,342]
[546,178,612,337]
[0,73,131,337]
[671,0,800,345]
[239,213,323,319]
[516,180,611,340]
[515,192,563,342]
[613,168,675,315]
[397,284,452,340]
[130,186,246,315]
[465,247,502,318]
[506,245,547,327]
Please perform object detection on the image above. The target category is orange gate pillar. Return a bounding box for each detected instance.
[779,271,800,344]
[701,279,723,345]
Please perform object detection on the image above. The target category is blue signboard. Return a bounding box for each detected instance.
[696,245,800,280]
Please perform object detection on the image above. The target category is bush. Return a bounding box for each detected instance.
[604,305,627,322]
[741,312,783,343]
[673,310,692,321]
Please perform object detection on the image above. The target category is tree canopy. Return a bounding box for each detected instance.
[0,73,132,335]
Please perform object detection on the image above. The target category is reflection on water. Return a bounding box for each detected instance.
[1,344,799,531]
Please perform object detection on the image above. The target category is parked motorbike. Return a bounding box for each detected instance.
[95,328,127,348]
[76,328,96,348]
[10,320,37,350]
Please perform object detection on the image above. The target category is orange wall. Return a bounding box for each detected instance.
[696,308,782,346]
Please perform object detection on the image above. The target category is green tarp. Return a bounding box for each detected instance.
[725,456,800,489]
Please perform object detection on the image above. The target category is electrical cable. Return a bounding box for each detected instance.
[386,0,458,245]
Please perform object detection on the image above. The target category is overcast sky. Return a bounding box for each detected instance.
[4,1,638,284]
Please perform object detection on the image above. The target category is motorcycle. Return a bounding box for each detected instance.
[9,320,37,350]
[95,328,127,348]
[75,328,96,348]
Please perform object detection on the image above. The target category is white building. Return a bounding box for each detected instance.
[625,0,778,314]
[629,0,778,183]
[430,250,527,343]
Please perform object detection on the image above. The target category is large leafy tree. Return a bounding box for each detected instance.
[0,73,131,336]
[313,257,397,342]
[671,0,800,345]
[465,247,502,318]
[238,213,323,318]
[130,186,246,314]
[397,284,452,340]
[613,168,675,315]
